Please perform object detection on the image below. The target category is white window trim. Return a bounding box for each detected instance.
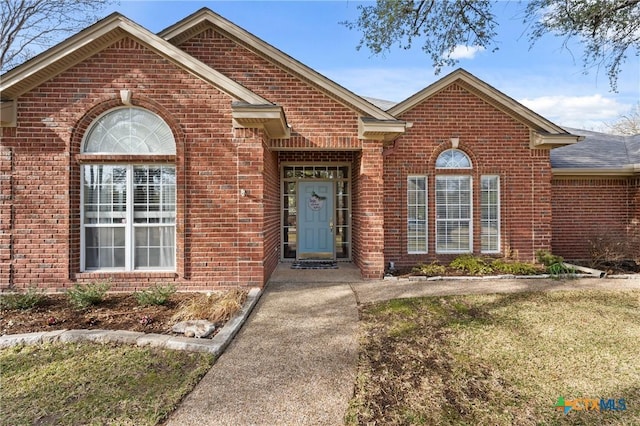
[80,164,176,272]
[407,175,428,254]
[481,175,501,254]
[435,175,473,254]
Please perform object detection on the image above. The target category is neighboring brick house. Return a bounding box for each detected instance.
[550,129,640,260]
[0,8,637,291]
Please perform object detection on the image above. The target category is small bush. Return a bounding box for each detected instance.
[66,281,111,310]
[547,262,576,277]
[449,255,494,275]
[0,287,46,310]
[134,283,176,306]
[535,250,563,267]
[535,250,575,277]
[411,262,446,277]
[491,259,541,275]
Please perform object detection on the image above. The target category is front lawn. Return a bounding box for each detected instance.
[0,343,214,425]
[347,290,640,425]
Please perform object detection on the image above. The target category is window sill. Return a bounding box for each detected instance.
[76,271,177,280]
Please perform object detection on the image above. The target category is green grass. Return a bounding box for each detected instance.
[0,343,215,425]
[346,290,640,425]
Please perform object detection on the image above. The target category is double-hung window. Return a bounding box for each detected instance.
[435,175,472,253]
[435,149,472,253]
[81,108,176,271]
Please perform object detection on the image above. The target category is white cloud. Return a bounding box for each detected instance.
[449,45,485,60]
[322,67,439,102]
[519,94,631,130]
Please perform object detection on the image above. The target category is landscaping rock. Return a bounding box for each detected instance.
[172,320,216,338]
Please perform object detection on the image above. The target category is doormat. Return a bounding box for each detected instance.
[291,261,338,270]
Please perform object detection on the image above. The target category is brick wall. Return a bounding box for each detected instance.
[178,29,363,150]
[551,177,633,260]
[2,38,267,291]
[383,82,552,268]
[352,141,385,278]
[0,148,12,288]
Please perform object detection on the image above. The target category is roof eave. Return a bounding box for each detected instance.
[389,68,569,135]
[532,132,585,149]
[0,13,269,106]
[358,117,407,144]
[232,103,291,139]
[552,165,638,177]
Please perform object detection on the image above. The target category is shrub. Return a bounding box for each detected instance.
[535,250,563,267]
[588,232,638,268]
[491,259,541,275]
[66,280,111,310]
[134,283,176,306]
[449,255,494,275]
[535,250,575,277]
[0,287,46,310]
[411,262,446,277]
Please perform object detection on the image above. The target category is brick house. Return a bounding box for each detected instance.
[1,8,637,291]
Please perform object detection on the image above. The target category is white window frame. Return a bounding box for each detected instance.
[435,175,473,254]
[80,165,176,272]
[481,175,501,253]
[407,176,428,254]
[80,107,176,273]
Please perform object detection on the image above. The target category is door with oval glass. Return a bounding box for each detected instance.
[297,181,334,259]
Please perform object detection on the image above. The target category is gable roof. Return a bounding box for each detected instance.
[0,13,269,104]
[158,8,398,122]
[551,128,640,175]
[389,68,582,148]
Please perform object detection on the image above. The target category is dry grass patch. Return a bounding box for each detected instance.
[0,343,214,425]
[347,290,640,425]
[171,289,247,324]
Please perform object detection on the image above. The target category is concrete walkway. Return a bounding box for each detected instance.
[166,279,359,426]
[166,265,640,426]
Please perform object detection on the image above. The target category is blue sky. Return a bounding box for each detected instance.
[104,0,640,130]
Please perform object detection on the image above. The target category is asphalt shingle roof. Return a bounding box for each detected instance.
[551,127,640,169]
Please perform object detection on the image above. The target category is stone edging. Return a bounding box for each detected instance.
[0,287,262,355]
[383,273,639,282]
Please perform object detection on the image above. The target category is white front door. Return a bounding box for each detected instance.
[297,181,334,259]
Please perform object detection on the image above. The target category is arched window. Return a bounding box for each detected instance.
[81,108,176,272]
[83,108,175,154]
[435,149,471,168]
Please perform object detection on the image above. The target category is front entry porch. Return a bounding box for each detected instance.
[269,262,363,283]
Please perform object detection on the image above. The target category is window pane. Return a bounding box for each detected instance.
[84,226,125,269]
[82,164,176,271]
[134,226,175,269]
[435,176,471,253]
[435,149,471,168]
[83,108,176,154]
[133,166,176,224]
[407,176,427,253]
[83,165,127,225]
[481,176,500,252]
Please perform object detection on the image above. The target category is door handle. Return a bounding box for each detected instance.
[329,221,334,232]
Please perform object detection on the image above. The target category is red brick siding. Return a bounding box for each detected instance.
[0,148,13,287]
[352,141,385,278]
[178,29,363,150]
[262,142,280,281]
[383,83,552,268]
[551,177,632,260]
[2,38,270,291]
